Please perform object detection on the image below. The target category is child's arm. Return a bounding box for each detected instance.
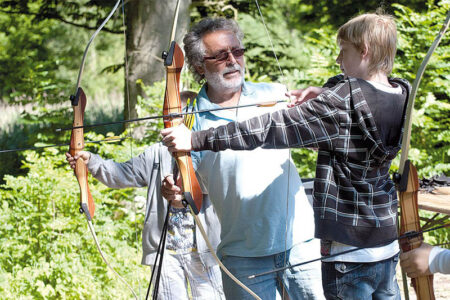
[286,74,345,108]
[286,87,325,107]
[162,93,341,153]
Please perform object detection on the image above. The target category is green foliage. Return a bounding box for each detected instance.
[0,13,65,102]
[421,211,450,248]
[0,1,124,104]
[275,0,429,30]
[0,143,147,299]
[290,148,318,178]
[393,1,450,177]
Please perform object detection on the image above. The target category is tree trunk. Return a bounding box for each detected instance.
[125,0,191,122]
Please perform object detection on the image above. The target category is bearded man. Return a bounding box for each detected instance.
[162,18,324,300]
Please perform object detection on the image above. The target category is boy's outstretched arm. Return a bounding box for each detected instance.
[162,95,340,153]
[286,87,325,107]
[161,124,193,152]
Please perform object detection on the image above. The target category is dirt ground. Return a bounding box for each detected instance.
[396,264,450,299]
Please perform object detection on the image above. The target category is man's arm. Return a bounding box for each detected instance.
[400,243,450,277]
[66,146,157,189]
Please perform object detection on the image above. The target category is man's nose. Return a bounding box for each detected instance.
[226,51,238,64]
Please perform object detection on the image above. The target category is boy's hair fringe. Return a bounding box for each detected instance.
[337,8,397,76]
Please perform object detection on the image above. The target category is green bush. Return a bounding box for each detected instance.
[0,145,148,299]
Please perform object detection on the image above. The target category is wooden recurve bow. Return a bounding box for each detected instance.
[396,10,450,300]
[69,1,138,298]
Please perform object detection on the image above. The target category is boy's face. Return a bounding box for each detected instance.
[336,41,368,79]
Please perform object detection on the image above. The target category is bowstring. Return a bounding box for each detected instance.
[254,1,292,298]
[120,0,142,298]
[145,1,184,297]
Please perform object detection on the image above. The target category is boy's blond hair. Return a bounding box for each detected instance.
[337,11,397,76]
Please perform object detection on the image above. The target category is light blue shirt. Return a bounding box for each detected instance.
[192,81,315,258]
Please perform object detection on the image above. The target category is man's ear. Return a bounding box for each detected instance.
[195,65,205,76]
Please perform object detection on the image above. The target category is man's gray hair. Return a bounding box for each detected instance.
[183,18,244,82]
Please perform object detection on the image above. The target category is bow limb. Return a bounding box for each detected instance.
[397,10,450,300]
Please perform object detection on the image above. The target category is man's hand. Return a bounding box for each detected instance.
[161,174,186,208]
[161,124,193,153]
[65,151,91,169]
[400,242,433,278]
[286,86,324,107]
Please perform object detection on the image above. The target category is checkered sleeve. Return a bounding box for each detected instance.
[192,93,341,152]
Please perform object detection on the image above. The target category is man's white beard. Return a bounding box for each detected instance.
[204,64,244,92]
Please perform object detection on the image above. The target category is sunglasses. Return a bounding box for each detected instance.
[203,48,246,62]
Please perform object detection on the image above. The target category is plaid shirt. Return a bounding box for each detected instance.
[192,77,411,247]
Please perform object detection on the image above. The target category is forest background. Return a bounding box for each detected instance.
[0,0,448,299]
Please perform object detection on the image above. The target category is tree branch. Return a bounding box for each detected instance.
[0,9,122,34]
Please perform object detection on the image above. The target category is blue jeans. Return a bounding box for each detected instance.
[220,239,324,300]
[321,255,401,300]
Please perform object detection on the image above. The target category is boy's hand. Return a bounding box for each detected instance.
[400,243,433,278]
[161,174,186,208]
[286,86,325,107]
[161,124,193,153]
[65,151,91,169]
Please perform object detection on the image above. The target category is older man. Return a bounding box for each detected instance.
[162,18,324,300]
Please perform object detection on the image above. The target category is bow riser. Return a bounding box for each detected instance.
[70,88,95,219]
[163,42,203,215]
[398,161,435,300]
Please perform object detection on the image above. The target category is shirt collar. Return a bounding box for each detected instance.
[196,81,255,109]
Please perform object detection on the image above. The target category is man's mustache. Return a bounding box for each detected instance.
[222,64,242,75]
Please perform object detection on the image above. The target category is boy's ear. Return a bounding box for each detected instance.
[361,44,369,58]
